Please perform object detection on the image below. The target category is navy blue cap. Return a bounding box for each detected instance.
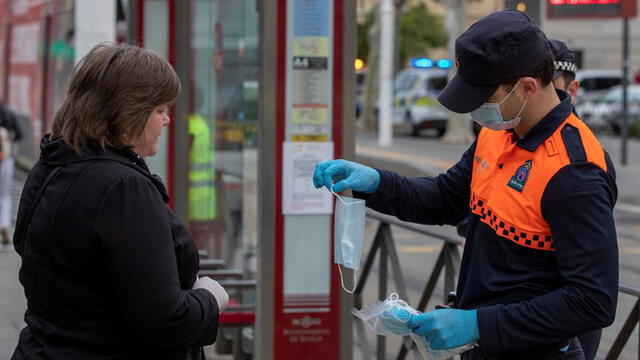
[548,39,577,79]
[438,10,551,114]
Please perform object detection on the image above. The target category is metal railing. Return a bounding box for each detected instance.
[198,251,256,360]
[356,209,640,360]
[604,283,640,360]
[354,209,463,360]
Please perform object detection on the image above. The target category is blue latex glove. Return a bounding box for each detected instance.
[312,159,381,194]
[407,309,479,350]
[380,306,414,336]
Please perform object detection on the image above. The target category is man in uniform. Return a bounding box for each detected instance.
[314,11,618,360]
[549,39,580,104]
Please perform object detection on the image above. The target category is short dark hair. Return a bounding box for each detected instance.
[502,55,555,89]
[52,42,181,154]
[561,71,576,86]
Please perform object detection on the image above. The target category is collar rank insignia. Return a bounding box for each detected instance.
[508,160,532,192]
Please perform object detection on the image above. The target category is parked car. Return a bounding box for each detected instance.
[574,69,624,132]
[576,85,640,135]
[576,69,623,97]
[391,66,449,137]
[600,85,640,135]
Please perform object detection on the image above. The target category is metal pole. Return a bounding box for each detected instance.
[378,0,394,146]
[621,17,629,166]
[256,0,278,358]
[444,243,460,303]
[40,5,52,131]
[2,21,11,102]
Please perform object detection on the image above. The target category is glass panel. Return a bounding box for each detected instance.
[143,0,169,183]
[49,1,75,132]
[190,0,259,285]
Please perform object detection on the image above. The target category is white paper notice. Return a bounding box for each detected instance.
[283,141,334,215]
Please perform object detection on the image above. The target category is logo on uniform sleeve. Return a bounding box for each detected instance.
[507,160,532,192]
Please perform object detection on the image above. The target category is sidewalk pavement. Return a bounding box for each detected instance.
[0,170,26,358]
[0,250,25,357]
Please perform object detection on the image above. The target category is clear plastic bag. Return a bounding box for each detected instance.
[352,293,476,360]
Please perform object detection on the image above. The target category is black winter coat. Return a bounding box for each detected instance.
[11,136,219,359]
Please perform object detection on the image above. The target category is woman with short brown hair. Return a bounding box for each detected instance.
[12,42,227,360]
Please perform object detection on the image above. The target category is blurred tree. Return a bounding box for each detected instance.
[443,0,474,144]
[357,3,446,67]
[357,10,375,62]
[397,3,447,68]
[358,2,446,130]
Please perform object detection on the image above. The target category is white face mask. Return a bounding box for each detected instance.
[331,186,366,294]
[470,80,527,131]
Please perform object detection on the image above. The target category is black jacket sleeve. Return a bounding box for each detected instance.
[353,140,476,226]
[476,163,618,353]
[94,175,219,349]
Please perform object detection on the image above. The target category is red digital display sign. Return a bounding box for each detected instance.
[548,0,637,18]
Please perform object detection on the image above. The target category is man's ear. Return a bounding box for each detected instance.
[567,80,580,103]
[520,77,539,98]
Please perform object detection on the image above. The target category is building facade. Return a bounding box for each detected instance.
[356,0,639,73]
[541,2,640,73]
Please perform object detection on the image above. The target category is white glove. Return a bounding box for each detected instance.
[193,276,229,312]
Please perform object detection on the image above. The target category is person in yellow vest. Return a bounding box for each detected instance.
[188,108,217,256]
[188,113,216,220]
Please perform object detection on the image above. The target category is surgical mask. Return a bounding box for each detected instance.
[470,80,527,131]
[331,186,366,294]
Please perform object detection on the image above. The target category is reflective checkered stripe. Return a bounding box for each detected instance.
[554,61,577,75]
[470,193,555,251]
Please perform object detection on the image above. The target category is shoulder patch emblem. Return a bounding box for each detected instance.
[507,160,532,192]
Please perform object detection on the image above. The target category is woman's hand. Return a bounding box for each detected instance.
[193,276,229,312]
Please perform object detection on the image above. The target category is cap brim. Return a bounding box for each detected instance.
[438,74,500,114]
